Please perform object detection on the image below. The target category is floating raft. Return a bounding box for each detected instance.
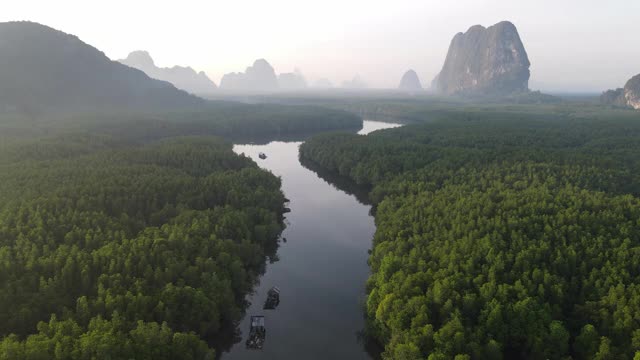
[264,286,281,310]
[246,316,266,350]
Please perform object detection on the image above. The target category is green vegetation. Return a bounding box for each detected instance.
[0,134,287,359]
[0,102,363,143]
[0,93,361,359]
[222,92,589,124]
[300,108,640,359]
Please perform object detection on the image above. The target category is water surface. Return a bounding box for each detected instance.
[223,120,400,359]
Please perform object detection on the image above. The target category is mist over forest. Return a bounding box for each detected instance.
[1,3,640,360]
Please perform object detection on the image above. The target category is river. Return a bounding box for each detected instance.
[222,120,401,359]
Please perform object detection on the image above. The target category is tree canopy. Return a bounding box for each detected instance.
[0,135,286,359]
[301,114,640,359]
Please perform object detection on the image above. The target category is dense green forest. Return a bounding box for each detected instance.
[300,112,640,359]
[0,98,361,359]
[0,133,287,359]
[0,101,362,143]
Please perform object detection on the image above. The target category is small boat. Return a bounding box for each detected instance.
[258,152,267,160]
[246,316,266,350]
[263,286,281,310]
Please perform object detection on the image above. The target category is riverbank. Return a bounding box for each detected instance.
[220,120,401,359]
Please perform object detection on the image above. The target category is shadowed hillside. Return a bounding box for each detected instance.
[0,21,202,115]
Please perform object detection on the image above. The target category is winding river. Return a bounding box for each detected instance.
[222,120,401,359]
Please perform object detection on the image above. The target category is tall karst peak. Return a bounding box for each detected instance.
[624,74,640,109]
[433,21,530,96]
[398,69,422,91]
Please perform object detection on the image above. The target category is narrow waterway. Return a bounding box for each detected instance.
[222,120,400,359]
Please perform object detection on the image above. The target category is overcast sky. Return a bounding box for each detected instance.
[2,0,638,92]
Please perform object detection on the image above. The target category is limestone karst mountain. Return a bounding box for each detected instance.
[278,69,308,90]
[432,21,530,96]
[0,21,201,113]
[398,70,422,91]
[600,88,627,107]
[219,59,279,91]
[119,51,217,95]
[601,74,640,110]
[624,74,640,109]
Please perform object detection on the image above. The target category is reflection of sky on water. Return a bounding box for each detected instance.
[223,121,400,360]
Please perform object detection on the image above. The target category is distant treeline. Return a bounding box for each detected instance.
[300,112,640,359]
[217,92,583,124]
[0,101,363,143]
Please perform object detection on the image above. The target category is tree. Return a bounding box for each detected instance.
[575,325,600,360]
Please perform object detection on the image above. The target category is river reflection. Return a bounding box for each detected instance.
[221,120,401,360]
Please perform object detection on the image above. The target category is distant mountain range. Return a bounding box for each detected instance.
[0,21,202,114]
[219,59,308,92]
[119,51,217,95]
[278,69,308,90]
[220,59,279,91]
[0,20,580,106]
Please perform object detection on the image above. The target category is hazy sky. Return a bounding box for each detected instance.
[2,0,638,92]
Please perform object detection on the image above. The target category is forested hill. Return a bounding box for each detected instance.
[300,116,640,359]
[0,21,201,114]
[0,135,286,359]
